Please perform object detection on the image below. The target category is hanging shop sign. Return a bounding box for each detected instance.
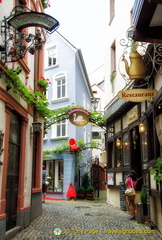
[155,114,162,146]
[127,105,139,125]
[118,89,158,102]
[67,108,90,126]
[8,12,59,32]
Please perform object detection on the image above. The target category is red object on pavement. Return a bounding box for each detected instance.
[66,183,76,198]
[0,0,2,3]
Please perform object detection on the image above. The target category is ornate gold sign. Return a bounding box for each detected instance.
[118,89,158,102]
[67,108,90,126]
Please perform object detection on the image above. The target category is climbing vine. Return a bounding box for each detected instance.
[1,67,106,130]
[43,139,102,174]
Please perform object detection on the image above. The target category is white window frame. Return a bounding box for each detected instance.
[52,72,68,102]
[51,119,68,139]
[46,45,58,68]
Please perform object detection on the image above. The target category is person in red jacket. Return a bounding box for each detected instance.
[125,170,138,220]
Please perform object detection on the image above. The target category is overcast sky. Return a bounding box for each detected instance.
[46,0,105,76]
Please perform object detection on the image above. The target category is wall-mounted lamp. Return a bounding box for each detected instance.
[31,122,42,134]
[116,138,122,149]
[0,130,4,154]
[139,123,145,133]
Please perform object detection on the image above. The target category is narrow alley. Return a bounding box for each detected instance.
[9,199,162,240]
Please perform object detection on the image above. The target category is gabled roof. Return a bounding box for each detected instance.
[53,31,93,98]
[91,83,104,92]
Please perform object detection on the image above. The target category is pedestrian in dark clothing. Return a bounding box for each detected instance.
[42,165,47,203]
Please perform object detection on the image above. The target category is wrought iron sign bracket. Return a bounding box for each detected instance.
[119,27,162,87]
[0,5,59,63]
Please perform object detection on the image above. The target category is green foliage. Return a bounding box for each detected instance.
[2,67,106,131]
[4,67,53,118]
[131,41,137,52]
[87,186,95,193]
[77,139,86,150]
[37,76,51,91]
[140,185,147,204]
[41,0,50,8]
[81,172,90,189]
[77,186,86,194]
[89,111,106,128]
[110,71,116,82]
[43,141,69,154]
[149,157,162,184]
[89,140,101,149]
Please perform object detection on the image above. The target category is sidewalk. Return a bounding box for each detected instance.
[10,199,162,240]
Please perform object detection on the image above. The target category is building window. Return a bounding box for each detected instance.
[123,133,130,165]
[92,132,101,139]
[47,46,57,67]
[53,73,67,100]
[52,119,67,138]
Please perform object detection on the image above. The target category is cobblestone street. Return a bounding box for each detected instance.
[10,199,162,240]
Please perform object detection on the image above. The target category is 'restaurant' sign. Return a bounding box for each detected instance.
[8,12,59,32]
[118,89,158,102]
[67,108,90,126]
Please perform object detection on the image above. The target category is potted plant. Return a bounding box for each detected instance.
[86,186,95,200]
[140,185,148,222]
[77,187,86,200]
[81,172,90,190]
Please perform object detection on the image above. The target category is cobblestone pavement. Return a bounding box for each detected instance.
[11,199,162,240]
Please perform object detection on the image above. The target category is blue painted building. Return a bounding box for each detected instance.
[43,31,93,199]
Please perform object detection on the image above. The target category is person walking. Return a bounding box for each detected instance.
[125,170,138,220]
[42,165,47,203]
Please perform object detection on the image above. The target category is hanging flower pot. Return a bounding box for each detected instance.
[37,76,51,93]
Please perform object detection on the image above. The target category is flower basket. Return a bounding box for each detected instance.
[37,76,51,92]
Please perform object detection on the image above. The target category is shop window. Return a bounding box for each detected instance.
[46,160,63,192]
[123,133,130,165]
[108,141,114,168]
[115,145,122,167]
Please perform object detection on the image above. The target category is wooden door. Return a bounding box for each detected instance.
[6,112,20,231]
